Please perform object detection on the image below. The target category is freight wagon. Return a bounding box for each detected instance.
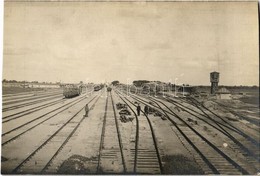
[107,87,112,92]
[94,84,104,91]
[63,84,86,98]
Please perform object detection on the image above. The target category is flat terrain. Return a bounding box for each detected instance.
[1,87,259,174]
[2,87,44,95]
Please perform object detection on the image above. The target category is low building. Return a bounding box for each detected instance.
[216,87,231,99]
[177,86,195,96]
[28,83,60,88]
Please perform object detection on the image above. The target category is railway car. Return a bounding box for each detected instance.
[107,87,112,92]
[63,84,81,98]
[94,84,104,91]
[94,85,101,91]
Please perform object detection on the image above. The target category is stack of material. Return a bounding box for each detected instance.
[118,107,133,123]
[148,107,156,114]
[148,101,154,105]
[120,115,134,123]
[119,108,131,115]
[116,103,127,110]
[154,111,167,120]
[174,107,181,112]
[120,115,127,123]
[187,118,198,125]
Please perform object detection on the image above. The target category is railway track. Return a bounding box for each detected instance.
[3,91,63,106]
[2,94,92,146]
[3,94,64,112]
[175,97,259,157]
[2,89,48,98]
[2,98,65,122]
[8,94,101,174]
[166,96,259,137]
[3,90,62,102]
[188,97,258,136]
[160,96,260,164]
[114,90,163,174]
[185,97,260,168]
[214,100,259,126]
[118,89,255,174]
[96,91,126,173]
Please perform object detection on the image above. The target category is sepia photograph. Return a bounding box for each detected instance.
[1,0,259,174]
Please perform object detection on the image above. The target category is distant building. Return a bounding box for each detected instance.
[178,86,195,96]
[3,82,60,89]
[216,87,231,99]
[28,83,60,88]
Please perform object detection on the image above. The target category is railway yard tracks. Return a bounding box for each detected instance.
[164,96,260,162]
[162,97,259,156]
[2,89,100,173]
[96,91,126,173]
[3,90,63,106]
[2,88,259,174]
[3,93,64,112]
[114,90,163,174]
[2,95,91,146]
[116,89,259,174]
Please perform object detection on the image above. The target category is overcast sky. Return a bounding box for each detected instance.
[3,2,259,85]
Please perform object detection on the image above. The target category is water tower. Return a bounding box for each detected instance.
[210,72,219,94]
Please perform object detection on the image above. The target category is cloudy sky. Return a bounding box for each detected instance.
[3,1,259,85]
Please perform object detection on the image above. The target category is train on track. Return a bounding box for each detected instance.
[94,84,104,91]
[63,84,86,98]
[107,87,112,92]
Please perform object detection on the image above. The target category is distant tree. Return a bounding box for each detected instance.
[10,80,17,83]
[190,87,198,94]
[133,80,150,87]
[112,80,119,86]
[2,79,7,82]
